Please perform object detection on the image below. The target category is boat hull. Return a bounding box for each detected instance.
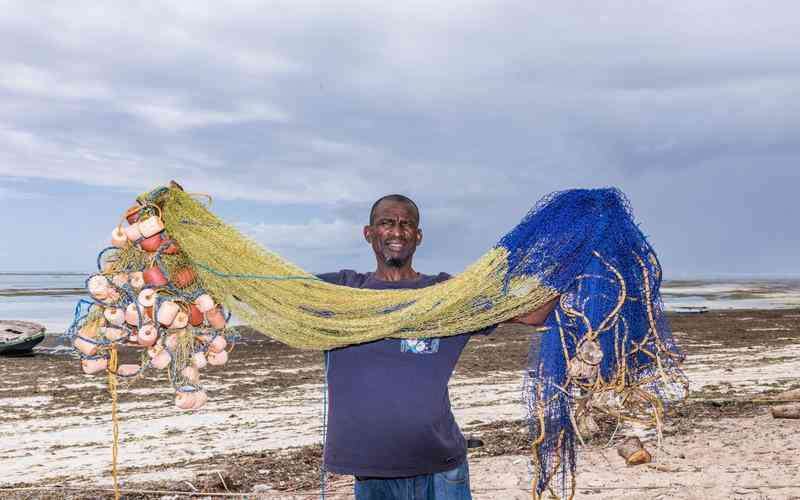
[0,321,47,356]
[0,332,46,355]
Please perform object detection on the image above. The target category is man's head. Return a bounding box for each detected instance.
[364,194,422,269]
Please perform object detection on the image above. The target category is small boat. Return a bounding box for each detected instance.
[0,320,46,355]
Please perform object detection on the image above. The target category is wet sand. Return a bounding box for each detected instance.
[1,309,799,499]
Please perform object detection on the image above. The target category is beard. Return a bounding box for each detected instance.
[384,256,407,268]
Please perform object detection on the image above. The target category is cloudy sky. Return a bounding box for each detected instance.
[1,1,798,278]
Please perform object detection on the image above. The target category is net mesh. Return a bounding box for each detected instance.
[520,189,687,498]
[65,184,686,498]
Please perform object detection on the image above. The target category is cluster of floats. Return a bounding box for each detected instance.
[67,200,231,411]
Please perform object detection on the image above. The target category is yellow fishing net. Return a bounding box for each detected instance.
[152,187,559,349]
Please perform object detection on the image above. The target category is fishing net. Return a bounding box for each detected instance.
[519,190,687,498]
[65,183,687,499]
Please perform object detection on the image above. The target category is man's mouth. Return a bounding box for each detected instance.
[385,241,405,252]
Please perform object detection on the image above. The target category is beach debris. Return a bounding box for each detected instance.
[771,403,800,419]
[577,413,600,439]
[617,436,652,465]
[674,306,709,314]
[769,389,800,402]
[65,184,235,412]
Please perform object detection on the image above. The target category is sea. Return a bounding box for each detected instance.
[1,272,800,335]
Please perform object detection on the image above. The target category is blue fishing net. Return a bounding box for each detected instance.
[499,188,686,498]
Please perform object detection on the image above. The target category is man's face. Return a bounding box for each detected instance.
[364,200,422,268]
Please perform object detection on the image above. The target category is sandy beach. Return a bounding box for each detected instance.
[1,308,799,499]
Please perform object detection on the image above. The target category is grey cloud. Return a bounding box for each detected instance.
[1,1,799,274]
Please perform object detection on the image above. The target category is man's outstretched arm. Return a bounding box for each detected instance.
[505,296,559,327]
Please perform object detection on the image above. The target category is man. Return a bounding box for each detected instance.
[317,194,557,500]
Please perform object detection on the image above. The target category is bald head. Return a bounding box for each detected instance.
[369,194,420,225]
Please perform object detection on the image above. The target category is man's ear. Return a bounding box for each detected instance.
[363,225,372,243]
[416,227,423,246]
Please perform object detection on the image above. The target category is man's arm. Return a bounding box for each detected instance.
[505,296,559,327]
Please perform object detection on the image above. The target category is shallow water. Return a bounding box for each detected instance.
[2,273,800,334]
[0,292,80,334]
[0,272,86,291]
[0,273,86,333]
[661,279,800,311]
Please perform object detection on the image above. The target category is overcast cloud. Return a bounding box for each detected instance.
[0,1,798,276]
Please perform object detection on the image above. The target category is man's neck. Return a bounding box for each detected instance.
[373,264,419,282]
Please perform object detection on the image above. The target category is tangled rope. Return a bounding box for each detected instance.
[108,345,120,500]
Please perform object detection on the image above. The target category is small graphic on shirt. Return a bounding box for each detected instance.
[400,338,440,354]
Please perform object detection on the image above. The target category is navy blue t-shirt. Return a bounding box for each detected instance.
[317,269,487,477]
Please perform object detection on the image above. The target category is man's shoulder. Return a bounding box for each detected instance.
[316,269,368,287]
[315,270,451,289]
[430,271,451,283]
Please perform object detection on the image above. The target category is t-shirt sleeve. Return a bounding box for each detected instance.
[315,269,365,287]
[315,270,345,285]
